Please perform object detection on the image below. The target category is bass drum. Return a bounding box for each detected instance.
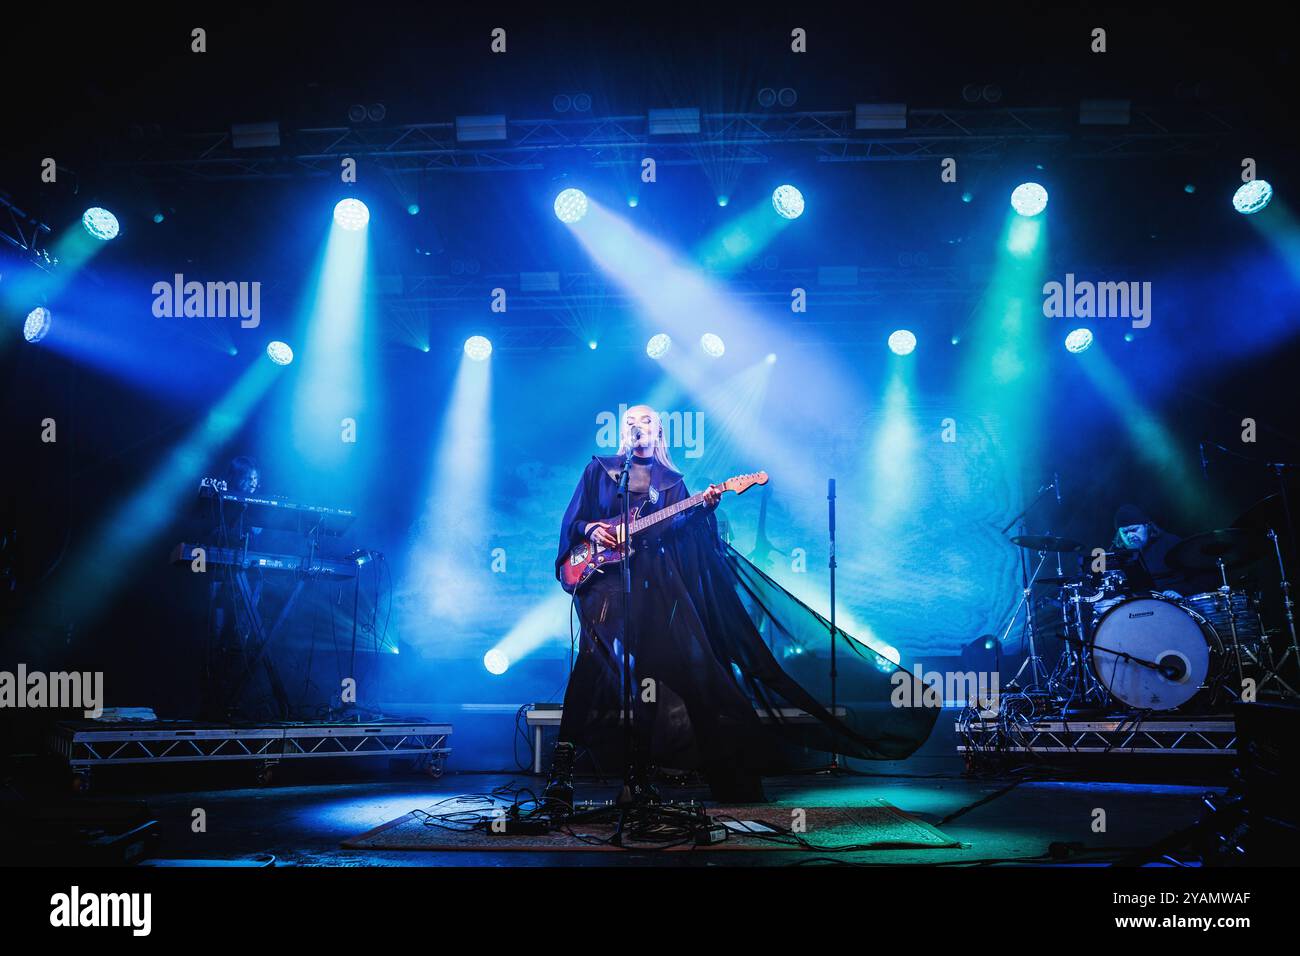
[1089,593,1224,710]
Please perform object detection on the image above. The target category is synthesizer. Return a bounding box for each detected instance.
[170,542,358,579]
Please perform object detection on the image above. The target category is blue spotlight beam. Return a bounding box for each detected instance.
[29,358,280,629]
[399,352,493,638]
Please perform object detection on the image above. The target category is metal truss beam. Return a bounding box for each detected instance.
[51,721,453,769]
[958,714,1237,756]
[0,193,57,271]
[370,265,978,350]
[113,105,1239,181]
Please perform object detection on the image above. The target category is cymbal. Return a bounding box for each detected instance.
[1010,535,1083,553]
[1166,528,1267,572]
[1035,575,1086,586]
[1234,492,1295,534]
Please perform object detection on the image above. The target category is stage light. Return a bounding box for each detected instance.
[627,196,639,208]
[407,203,420,215]
[554,187,589,224]
[23,307,52,343]
[771,184,805,220]
[587,340,598,350]
[483,648,509,675]
[464,335,493,361]
[765,352,777,364]
[1233,180,1273,215]
[1010,182,1048,217]
[961,191,973,203]
[1064,328,1094,353]
[888,329,917,355]
[717,195,730,207]
[646,333,671,359]
[333,198,370,230]
[701,332,726,357]
[153,212,165,224]
[266,341,294,365]
[81,207,120,241]
[950,334,961,345]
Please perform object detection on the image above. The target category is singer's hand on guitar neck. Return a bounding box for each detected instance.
[703,484,722,508]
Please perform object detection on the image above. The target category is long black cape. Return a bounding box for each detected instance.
[555,457,937,772]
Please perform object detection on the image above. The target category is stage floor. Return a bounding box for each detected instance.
[27,755,1231,866]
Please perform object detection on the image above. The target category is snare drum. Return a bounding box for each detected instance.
[1089,593,1224,710]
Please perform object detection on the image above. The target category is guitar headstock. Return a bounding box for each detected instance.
[722,471,769,496]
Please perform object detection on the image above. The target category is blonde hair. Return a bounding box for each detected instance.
[616,405,678,471]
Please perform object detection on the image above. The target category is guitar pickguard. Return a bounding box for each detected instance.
[562,505,642,592]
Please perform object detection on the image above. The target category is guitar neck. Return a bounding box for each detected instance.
[629,490,710,534]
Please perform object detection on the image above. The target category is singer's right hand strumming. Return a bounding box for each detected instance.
[585,521,619,549]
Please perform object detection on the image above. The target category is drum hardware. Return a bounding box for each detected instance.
[1258,527,1300,697]
[1234,484,1300,697]
[1215,558,1247,692]
[1089,594,1226,711]
[990,469,1300,717]
[1170,530,1289,702]
[997,476,1080,697]
[1008,535,1084,554]
[1047,583,1109,710]
[998,547,1053,693]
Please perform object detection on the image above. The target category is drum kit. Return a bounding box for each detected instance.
[999,486,1299,716]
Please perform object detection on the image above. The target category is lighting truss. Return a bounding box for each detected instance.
[114,105,1239,181]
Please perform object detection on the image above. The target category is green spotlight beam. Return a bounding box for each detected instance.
[2,221,115,350]
[693,198,790,274]
[28,358,280,630]
[958,211,1051,477]
[1075,346,1214,518]
[1244,198,1300,284]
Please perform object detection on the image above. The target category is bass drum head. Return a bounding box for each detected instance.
[1090,595,1214,710]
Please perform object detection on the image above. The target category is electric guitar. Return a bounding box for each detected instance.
[559,471,768,593]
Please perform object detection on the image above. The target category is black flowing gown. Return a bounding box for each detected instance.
[555,454,937,776]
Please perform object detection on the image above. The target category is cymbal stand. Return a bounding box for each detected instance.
[1216,556,1248,696]
[1003,547,1051,693]
[999,477,1061,695]
[1259,528,1299,698]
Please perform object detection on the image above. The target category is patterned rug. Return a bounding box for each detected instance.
[342,796,960,852]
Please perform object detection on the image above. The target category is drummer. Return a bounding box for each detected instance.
[1110,504,1207,598]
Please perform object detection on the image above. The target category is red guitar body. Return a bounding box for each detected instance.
[557,470,768,594]
[558,506,640,593]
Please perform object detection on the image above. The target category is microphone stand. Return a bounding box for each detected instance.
[825,479,841,772]
[615,441,642,810]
